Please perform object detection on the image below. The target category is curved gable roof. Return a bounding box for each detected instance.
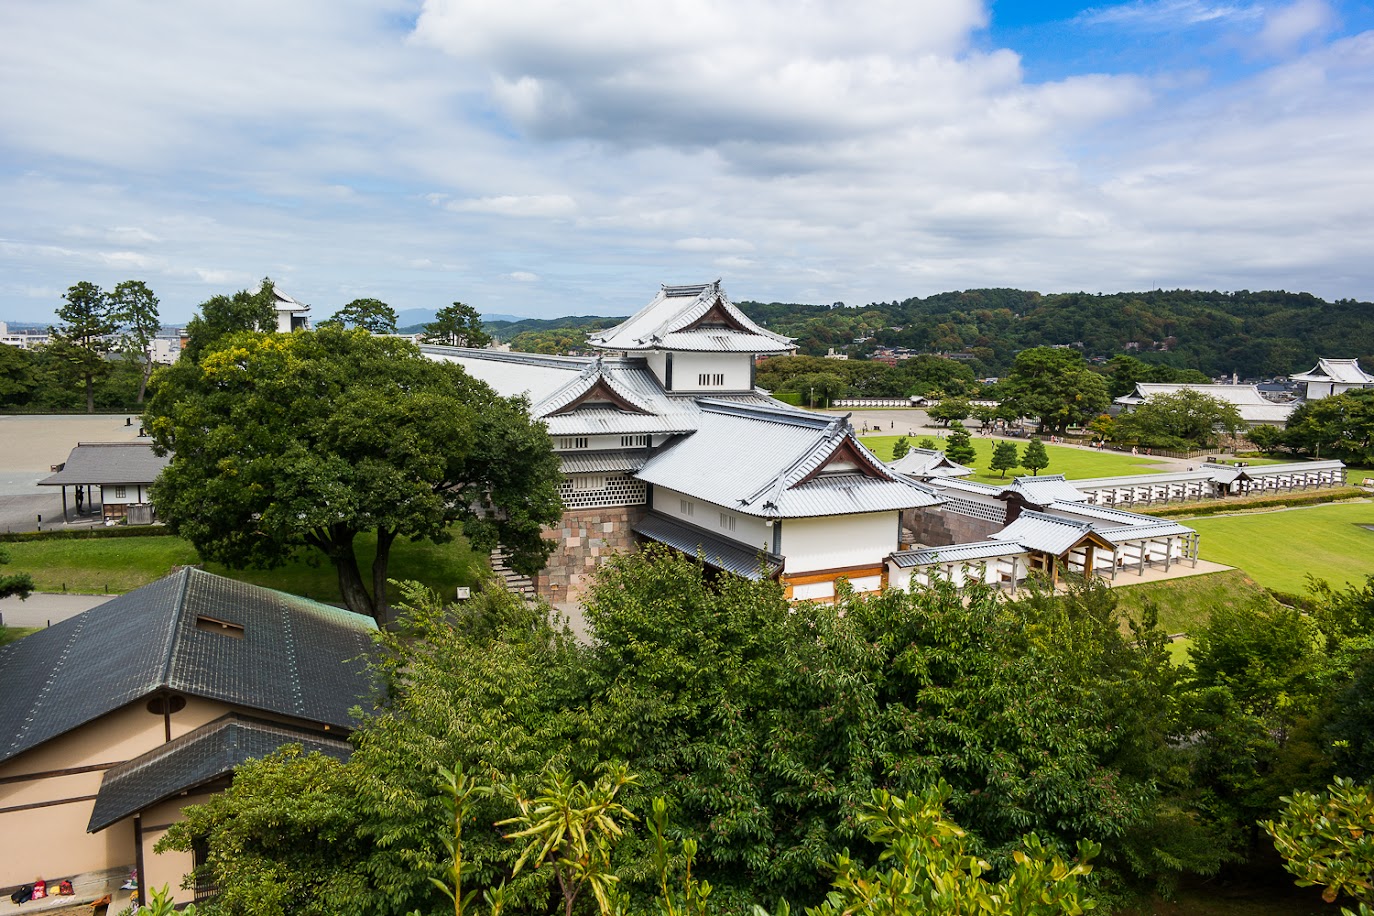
[588,282,794,353]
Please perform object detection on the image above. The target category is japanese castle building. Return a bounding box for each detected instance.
[424,282,944,609]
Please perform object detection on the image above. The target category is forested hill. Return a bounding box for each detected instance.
[737,289,1374,378]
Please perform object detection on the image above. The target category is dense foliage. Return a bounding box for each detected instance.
[144,328,563,622]
[738,289,1374,378]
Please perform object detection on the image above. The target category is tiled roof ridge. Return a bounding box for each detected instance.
[418,345,595,370]
[695,398,833,428]
[158,568,193,686]
[5,613,91,757]
[534,357,656,417]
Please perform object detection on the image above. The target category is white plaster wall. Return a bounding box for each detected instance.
[646,351,668,387]
[651,486,771,550]
[781,512,898,574]
[100,484,148,506]
[667,352,753,392]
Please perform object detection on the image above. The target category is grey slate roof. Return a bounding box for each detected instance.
[39,441,171,487]
[588,282,794,353]
[87,714,352,832]
[636,402,943,518]
[633,512,783,579]
[0,569,377,765]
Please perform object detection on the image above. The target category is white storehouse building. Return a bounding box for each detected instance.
[1290,358,1374,400]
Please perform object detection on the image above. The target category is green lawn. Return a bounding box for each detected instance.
[4,531,485,602]
[860,434,1166,483]
[1188,501,1374,594]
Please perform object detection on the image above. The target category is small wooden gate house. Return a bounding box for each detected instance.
[39,442,170,523]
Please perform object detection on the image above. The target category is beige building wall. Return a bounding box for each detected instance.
[0,696,233,894]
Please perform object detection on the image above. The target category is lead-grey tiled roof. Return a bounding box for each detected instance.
[1001,475,1088,505]
[889,540,1029,568]
[560,450,650,474]
[636,402,943,518]
[995,511,1102,555]
[887,448,973,478]
[1292,358,1374,384]
[87,714,352,832]
[39,442,171,486]
[0,569,377,765]
[633,512,783,579]
[588,281,794,353]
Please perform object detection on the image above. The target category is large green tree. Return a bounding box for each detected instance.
[423,301,492,348]
[1283,389,1374,465]
[327,298,399,334]
[1001,348,1109,434]
[110,280,161,404]
[145,327,563,622]
[181,279,278,363]
[1114,389,1244,450]
[50,281,117,412]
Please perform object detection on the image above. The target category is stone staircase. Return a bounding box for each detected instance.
[489,549,537,599]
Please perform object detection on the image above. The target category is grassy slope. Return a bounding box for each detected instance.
[4,532,484,602]
[860,434,1166,482]
[1112,569,1273,637]
[1186,501,1374,593]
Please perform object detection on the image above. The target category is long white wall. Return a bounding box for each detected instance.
[651,486,771,551]
[780,512,898,574]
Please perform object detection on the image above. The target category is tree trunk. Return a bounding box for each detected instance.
[85,372,94,414]
[137,357,153,405]
[325,527,378,621]
[371,527,398,625]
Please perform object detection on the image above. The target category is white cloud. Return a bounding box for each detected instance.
[1257,0,1336,52]
[673,238,756,254]
[0,0,1370,325]
[1077,0,1260,29]
[447,195,577,217]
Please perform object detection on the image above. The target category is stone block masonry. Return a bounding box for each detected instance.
[535,505,648,608]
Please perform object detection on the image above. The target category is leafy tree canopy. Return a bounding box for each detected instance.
[326,297,399,334]
[181,278,278,363]
[1022,437,1050,474]
[145,327,563,622]
[424,301,492,348]
[1283,389,1374,465]
[1001,348,1109,434]
[50,281,118,412]
[944,421,976,465]
[109,280,161,404]
[1114,389,1244,450]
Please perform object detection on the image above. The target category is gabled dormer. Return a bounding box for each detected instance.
[587,281,794,393]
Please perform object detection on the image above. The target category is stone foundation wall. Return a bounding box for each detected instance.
[535,505,647,608]
[904,507,1003,548]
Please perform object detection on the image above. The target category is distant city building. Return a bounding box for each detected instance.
[0,322,51,349]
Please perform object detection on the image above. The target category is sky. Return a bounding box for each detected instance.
[2,0,1372,325]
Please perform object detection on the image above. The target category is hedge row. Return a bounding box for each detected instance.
[1140,487,1370,519]
[0,525,179,543]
